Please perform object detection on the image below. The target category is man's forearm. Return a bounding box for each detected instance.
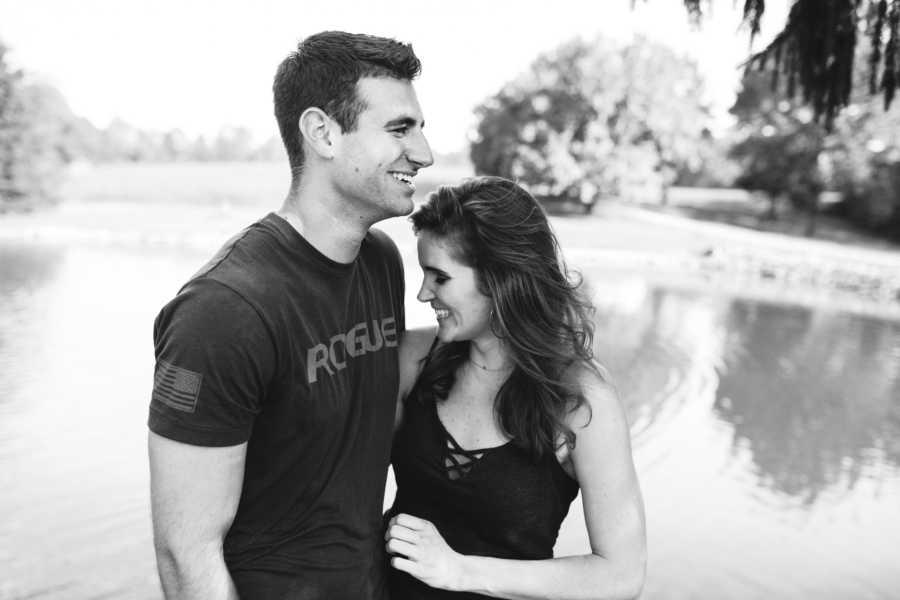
[155,544,240,600]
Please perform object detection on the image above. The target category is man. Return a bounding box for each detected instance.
[148,31,433,599]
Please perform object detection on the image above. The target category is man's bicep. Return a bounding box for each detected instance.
[149,431,247,550]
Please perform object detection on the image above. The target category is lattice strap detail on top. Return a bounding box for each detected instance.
[443,434,486,481]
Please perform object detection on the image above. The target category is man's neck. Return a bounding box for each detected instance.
[279,183,372,264]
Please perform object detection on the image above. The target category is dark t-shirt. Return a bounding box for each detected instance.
[149,213,404,600]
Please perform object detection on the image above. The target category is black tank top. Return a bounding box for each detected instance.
[387,354,580,599]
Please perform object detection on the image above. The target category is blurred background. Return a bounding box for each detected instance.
[1,1,899,598]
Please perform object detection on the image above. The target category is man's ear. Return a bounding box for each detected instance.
[298,107,337,159]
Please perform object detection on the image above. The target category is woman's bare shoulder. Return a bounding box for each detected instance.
[562,359,621,431]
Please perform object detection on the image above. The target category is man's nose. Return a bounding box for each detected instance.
[407,130,434,169]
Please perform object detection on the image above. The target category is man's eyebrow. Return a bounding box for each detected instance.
[385,116,422,128]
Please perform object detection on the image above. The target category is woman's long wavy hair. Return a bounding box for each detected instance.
[410,176,598,460]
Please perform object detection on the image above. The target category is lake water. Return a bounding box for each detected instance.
[2,204,899,599]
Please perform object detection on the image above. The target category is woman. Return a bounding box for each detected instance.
[385,176,646,600]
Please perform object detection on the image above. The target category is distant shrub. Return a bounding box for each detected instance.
[0,42,64,209]
[469,35,714,209]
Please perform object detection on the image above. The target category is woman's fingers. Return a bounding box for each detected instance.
[393,513,429,530]
[385,521,420,543]
[385,537,417,558]
[390,555,421,577]
[386,519,461,591]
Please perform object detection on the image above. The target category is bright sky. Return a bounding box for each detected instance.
[0,0,788,154]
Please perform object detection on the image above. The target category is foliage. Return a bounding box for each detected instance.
[729,49,900,239]
[2,38,290,209]
[0,40,61,207]
[673,0,900,129]
[2,36,283,176]
[827,100,900,237]
[673,129,740,188]
[729,71,827,213]
[470,35,713,206]
[79,120,281,162]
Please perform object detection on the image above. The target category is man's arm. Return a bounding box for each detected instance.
[149,431,247,599]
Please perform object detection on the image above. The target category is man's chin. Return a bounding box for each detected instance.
[391,196,416,217]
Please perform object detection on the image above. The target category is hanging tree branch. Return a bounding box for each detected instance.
[663,0,900,129]
[745,0,860,129]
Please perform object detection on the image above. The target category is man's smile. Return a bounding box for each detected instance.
[389,170,416,191]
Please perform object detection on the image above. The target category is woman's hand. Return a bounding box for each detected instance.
[385,513,466,591]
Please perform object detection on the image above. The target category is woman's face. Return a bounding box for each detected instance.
[416,231,494,344]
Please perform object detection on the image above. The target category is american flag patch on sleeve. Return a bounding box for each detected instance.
[153,360,203,413]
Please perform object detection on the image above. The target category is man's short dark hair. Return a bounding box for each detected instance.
[273,31,421,173]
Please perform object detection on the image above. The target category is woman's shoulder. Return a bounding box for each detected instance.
[561,359,621,431]
[556,359,631,481]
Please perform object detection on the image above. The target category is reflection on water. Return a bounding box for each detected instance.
[1,241,209,600]
[593,285,727,440]
[590,278,900,507]
[717,303,900,505]
[0,243,63,294]
[2,241,899,599]
[0,243,64,410]
[581,274,900,599]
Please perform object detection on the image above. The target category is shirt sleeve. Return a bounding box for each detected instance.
[148,278,275,446]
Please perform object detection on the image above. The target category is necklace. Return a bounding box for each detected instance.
[469,357,513,372]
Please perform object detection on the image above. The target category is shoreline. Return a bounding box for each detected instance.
[2,198,899,321]
[584,203,900,305]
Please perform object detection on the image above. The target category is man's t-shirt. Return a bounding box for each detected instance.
[149,213,404,599]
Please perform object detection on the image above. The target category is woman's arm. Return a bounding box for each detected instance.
[395,326,438,431]
[386,366,647,600]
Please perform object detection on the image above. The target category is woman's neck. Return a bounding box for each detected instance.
[468,338,513,373]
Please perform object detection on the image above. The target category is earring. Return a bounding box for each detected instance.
[489,308,501,336]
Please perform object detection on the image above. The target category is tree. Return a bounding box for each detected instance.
[729,71,827,232]
[0,39,34,207]
[1,42,83,208]
[20,83,85,173]
[729,38,900,239]
[212,126,255,161]
[672,128,741,189]
[470,35,712,208]
[673,0,900,129]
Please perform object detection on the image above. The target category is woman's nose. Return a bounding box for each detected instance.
[417,281,434,303]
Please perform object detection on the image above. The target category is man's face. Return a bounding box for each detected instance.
[330,77,433,220]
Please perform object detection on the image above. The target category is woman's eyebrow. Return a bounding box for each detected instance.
[422,265,450,278]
